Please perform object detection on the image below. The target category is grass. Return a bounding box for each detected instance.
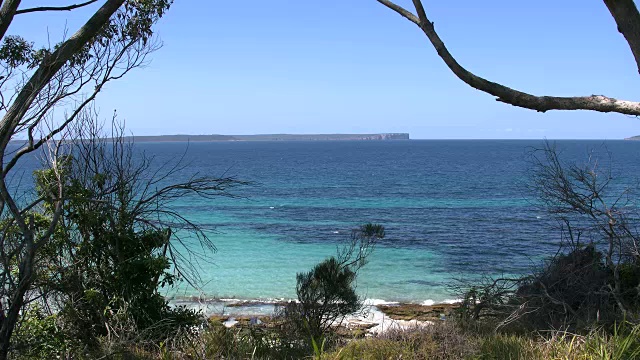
[13,314,640,359]
[319,322,640,360]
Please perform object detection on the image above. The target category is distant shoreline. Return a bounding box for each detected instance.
[116,133,410,142]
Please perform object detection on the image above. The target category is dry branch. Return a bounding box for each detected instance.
[376,0,640,116]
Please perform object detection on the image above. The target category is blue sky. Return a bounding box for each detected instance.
[9,0,640,139]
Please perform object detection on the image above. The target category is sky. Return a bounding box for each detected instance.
[7,0,640,139]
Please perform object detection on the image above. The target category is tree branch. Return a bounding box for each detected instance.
[15,0,98,15]
[0,0,125,155]
[0,0,21,42]
[377,0,640,116]
[603,0,640,75]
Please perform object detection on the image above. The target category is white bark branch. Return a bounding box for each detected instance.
[377,0,640,116]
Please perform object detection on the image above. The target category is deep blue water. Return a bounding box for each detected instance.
[9,140,640,303]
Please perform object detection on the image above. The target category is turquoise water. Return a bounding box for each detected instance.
[170,226,449,303]
[10,140,640,304]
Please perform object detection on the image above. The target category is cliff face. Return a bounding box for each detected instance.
[379,133,410,140]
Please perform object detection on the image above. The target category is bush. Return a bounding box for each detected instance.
[8,120,246,356]
[456,144,640,334]
[173,319,309,360]
[11,306,77,359]
[456,245,640,333]
[295,257,361,338]
[286,224,384,342]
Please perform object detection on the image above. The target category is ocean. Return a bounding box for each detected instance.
[9,139,640,311]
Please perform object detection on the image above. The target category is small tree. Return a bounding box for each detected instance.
[0,1,174,356]
[9,113,248,355]
[290,223,385,340]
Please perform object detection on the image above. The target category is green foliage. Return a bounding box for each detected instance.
[295,257,360,338]
[26,154,201,349]
[288,224,384,341]
[584,323,640,360]
[0,0,172,71]
[120,0,173,44]
[0,35,33,67]
[475,335,534,360]
[11,306,75,359]
[172,320,308,360]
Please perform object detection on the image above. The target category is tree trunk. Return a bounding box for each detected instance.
[603,0,640,74]
[0,0,21,41]
[0,239,35,360]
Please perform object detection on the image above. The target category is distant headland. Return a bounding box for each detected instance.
[625,135,640,140]
[123,133,410,142]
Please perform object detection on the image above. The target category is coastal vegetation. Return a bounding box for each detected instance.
[0,1,249,355]
[8,117,248,358]
[286,224,384,342]
[0,1,176,357]
[19,141,635,359]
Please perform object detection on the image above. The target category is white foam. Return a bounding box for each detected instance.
[363,298,399,306]
[223,318,238,328]
[342,306,433,335]
[442,298,462,304]
[422,299,461,306]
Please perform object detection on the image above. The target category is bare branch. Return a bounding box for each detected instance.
[377,0,418,24]
[377,0,640,116]
[15,0,98,15]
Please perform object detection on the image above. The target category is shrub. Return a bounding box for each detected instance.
[287,224,384,342]
[11,306,76,359]
[9,120,246,356]
[456,144,640,334]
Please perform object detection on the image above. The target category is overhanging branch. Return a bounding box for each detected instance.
[16,0,99,15]
[377,0,640,116]
[0,0,126,154]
